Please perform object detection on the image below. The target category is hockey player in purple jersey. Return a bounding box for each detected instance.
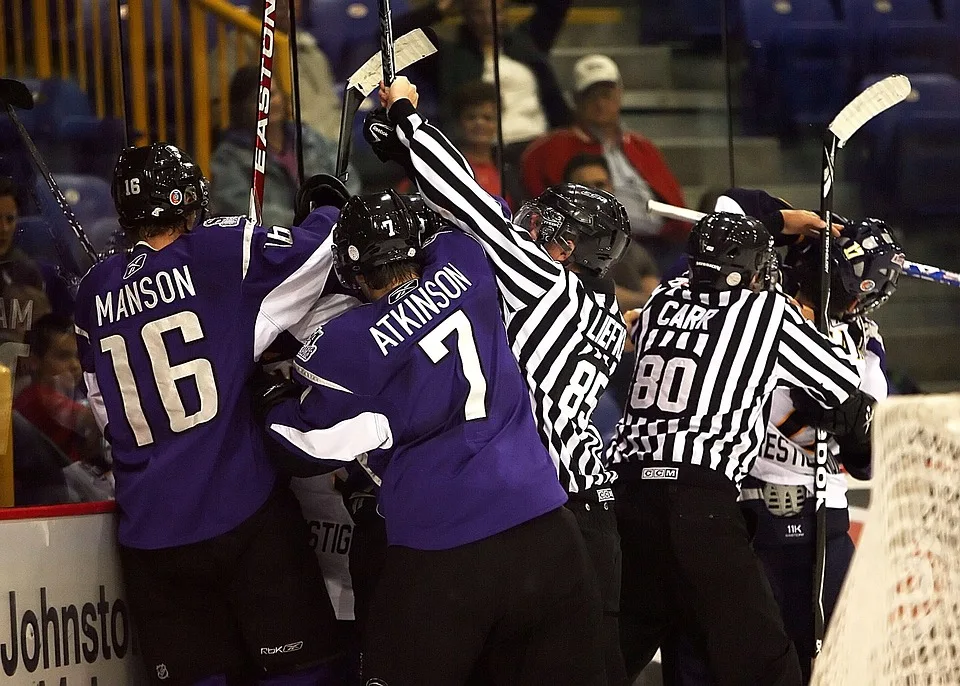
[263,190,605,686]
[74,143,344,686]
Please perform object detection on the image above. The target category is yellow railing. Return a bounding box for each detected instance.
[0,0,292,176]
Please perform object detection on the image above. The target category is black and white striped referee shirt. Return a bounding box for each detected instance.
[610,279,861,486]
[390,99,626,494]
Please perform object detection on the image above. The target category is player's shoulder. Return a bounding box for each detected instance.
[293,310,381,393]
[423,230,491,281]
[76,252,128,300]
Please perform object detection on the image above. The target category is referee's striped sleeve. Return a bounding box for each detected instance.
[774,300,861,407]
[389,100,563,306]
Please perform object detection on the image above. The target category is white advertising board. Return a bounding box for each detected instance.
[0,505,146,685]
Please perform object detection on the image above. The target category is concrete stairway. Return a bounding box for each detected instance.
[546,3,960,389]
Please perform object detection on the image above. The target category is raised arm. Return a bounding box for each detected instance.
[375,78,564,307]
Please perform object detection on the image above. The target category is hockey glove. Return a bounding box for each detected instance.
[250,370,337,478]
[294,173,351,225]
[363,107,409,166]
[250,369,302,424]
[790,388,876,441]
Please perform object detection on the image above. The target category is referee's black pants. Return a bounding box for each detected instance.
[616,465,803,686]
[565,489,628,686]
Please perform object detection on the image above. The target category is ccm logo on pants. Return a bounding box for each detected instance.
[641,467,679,480]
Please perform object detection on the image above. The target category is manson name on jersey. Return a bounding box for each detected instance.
[370,263,473,356]
[95,265,197,326]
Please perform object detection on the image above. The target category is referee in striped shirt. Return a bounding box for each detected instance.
[611,212,875,686]
[368,77,631,685]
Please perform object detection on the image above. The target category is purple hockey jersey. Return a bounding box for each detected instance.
[266,230,567,550]
[75,214,351,549]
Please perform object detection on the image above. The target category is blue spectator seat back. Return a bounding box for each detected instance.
[859,73,960,215]
[850,0,960,75]
[54,174,117,228]
[306,0,410,82]
[740,0,855,132]
[640,0,729,43]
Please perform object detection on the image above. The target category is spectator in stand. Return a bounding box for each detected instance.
[210,66,359,227]
[439,0,572,166]
[398,80,519,206]
[209,0,341,140]
[15,313,105,468]
[562,153,659,311]
[522,54,687,248]
[0,177,44,289]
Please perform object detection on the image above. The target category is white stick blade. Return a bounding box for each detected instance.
[347,29,437,95]
[647,199,705,223]
[829,74,911,146]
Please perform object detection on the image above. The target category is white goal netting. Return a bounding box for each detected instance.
[812,394,960,686]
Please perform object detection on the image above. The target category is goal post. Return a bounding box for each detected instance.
[812,394,960,685]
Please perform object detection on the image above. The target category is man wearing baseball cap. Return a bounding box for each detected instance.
[522,54,687,246]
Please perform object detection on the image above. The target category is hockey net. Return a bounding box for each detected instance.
[812,394,960,685]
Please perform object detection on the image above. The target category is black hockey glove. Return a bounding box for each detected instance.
[294,173,351,225]
[363,107,409,166]
[250,369,301,423]
[790,388,876,477]
[250,370,336,478]
[790,388,876,441]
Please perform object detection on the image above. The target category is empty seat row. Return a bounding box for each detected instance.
[741,0,960,133]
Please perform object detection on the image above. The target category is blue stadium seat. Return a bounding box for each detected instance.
[859,73,960,215]
[305,0,410,82]
[850,0,960,76]
[87,216,122,255]
[740,0,856,134]
[54,174,116,227]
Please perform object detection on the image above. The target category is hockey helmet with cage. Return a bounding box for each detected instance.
[333,190,422,290]
[784,217,904,318]
[514,183,630,277]
[687,212,776,291]
[111,143,209,229]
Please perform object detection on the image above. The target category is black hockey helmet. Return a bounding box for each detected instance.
[399,193,445,240]
[333,190,422,290]
[111,143,209,229]
[514,183,630,277]
[687,212,776,291]
[784,218,904,317]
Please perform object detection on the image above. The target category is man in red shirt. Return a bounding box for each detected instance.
[522,54,688,243]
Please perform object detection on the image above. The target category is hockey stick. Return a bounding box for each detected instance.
[814,74,910,660]
[647,199,959,289]
[334,29,437,181]
[377,0,397,85]
[248,0,279,224]
[490,0,505,193]
[0,78,99,269]
[114,0,132,145]
[288,0,305,184]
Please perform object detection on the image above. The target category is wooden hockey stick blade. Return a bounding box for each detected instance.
[347,28,437,96]
[828,75,911,148]
[0,79,34,110]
